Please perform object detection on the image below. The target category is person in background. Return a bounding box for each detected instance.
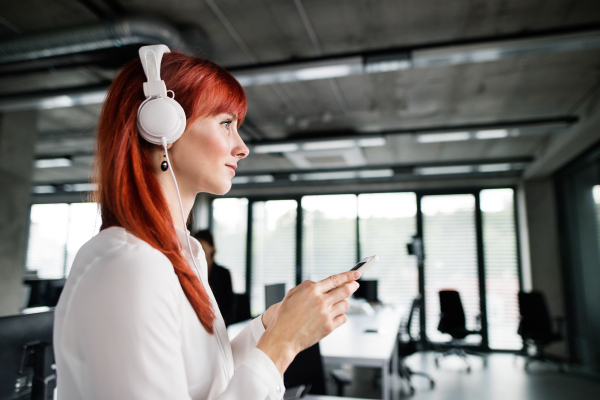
[194,229,235,326]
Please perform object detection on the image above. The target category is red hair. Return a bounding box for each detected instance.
[94,52,247,334]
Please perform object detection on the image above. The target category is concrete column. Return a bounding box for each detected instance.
[523,177,568,358]
[0,110,38,317]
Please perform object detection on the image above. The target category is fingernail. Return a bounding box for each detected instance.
[353,271,361,279]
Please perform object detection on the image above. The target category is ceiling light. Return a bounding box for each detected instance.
[302,140,356,151]
[412,31,600,69]
[415,132,471,143]
[253,143,299,153]
[364,52,412,73]
[63,183,97,192]
[415,165,474,175]
[357,137,387,147]
[593,186,600,205]
[34,158,72,168]
[477,163,512,172]
[358,169,394,178]
[290,171,358,181]
[233,56,363,86]
[232,175,275,184]
[32,185,56,194]
[475,129,509,139]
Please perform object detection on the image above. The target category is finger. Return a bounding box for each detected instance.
[327,281,359,304]
[330,298,350,317]
[317,270,360,293]
[331,312,348,331]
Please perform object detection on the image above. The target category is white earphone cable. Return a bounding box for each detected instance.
[161,137,203,283]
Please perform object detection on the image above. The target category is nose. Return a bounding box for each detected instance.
[232,127,249,159]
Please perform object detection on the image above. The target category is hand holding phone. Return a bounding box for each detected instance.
[350,255,379,275]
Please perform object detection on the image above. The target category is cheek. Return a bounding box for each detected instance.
[199,132,230,162]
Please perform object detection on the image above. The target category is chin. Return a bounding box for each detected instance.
[207,181,233,196]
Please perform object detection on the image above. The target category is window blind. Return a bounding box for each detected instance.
[481,189,522,350]
[302,195,357,281]
[26,204,70,279]
[212,198,248,293]
[251,200,297,315]
[422,194,481,344]
[358,193,418,309]
[26,203,100,279]
[65,203,102,275]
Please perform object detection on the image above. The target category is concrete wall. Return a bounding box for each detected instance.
[0,111,38,317]
[522,177,568,358]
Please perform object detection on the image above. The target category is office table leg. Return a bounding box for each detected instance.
[391,340,399,400]
[382,362,390,400]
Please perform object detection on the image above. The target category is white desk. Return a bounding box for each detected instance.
[227,305,404,400]
[304,396,370,400]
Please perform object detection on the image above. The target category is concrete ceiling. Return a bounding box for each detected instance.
[1,0,600,189]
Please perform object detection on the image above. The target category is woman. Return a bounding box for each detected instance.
[53,48,360,400]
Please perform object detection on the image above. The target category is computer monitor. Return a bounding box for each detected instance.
[354,279,378,303]
[0,310,55,400]
[265,283,286,310]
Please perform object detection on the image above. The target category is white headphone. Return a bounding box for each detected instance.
[136,45,204,285]
[137,45,186,145]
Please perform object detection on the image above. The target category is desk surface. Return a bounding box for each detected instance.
[304,396,370,400]
[227,305,404,367]
[319,305,403,366]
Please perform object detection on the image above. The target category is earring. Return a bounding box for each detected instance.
[161,153,168,171]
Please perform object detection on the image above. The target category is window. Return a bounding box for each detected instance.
[481,189,521,350]
[251,200,297,315]
[302,195,357,281]
[212,198,248,293]
[26,203,100,278]
[358,193,418,307]
[422,194,481,343]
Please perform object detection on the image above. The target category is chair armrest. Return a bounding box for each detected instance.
[330,369,352,385]
[475,313,482,331]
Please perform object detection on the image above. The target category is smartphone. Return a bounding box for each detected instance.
[350,255,379,275]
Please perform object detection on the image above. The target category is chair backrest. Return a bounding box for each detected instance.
[354,279,378,303]
[437,290,466,334]
[0,311,55,400]
[232,293,251,323]
[265,283,286,310]
[283,343,326,395]
[401,295,421,339]
[517,290,553,338]
[398,296,421,357]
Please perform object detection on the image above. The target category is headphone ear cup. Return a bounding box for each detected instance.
[137,97,186,145]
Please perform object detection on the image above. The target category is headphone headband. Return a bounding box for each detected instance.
[137,45,186,145]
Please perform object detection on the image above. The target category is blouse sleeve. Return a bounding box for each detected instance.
[230,316,267,370]
[67,244,192,400]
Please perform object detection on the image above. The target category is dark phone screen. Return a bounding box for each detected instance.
[350,261,366,271]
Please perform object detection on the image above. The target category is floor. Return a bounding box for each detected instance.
[323,352,600,400]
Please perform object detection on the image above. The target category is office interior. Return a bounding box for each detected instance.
[1,0,600,399]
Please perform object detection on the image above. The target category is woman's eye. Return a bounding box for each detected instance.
[221,120,233,129]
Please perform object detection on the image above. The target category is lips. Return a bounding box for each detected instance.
[226,165,236,175]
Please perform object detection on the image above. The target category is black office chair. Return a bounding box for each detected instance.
[232,293,251,323]
[396,296,435,395]
[435,290,486,373]
[517,290,566,371]
[284,343,352,397]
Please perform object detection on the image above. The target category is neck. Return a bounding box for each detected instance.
[156,169,196,232]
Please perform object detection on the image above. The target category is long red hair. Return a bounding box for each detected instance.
[94,52,247,334]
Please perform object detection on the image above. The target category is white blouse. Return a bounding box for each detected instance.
[53,226,285,400]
